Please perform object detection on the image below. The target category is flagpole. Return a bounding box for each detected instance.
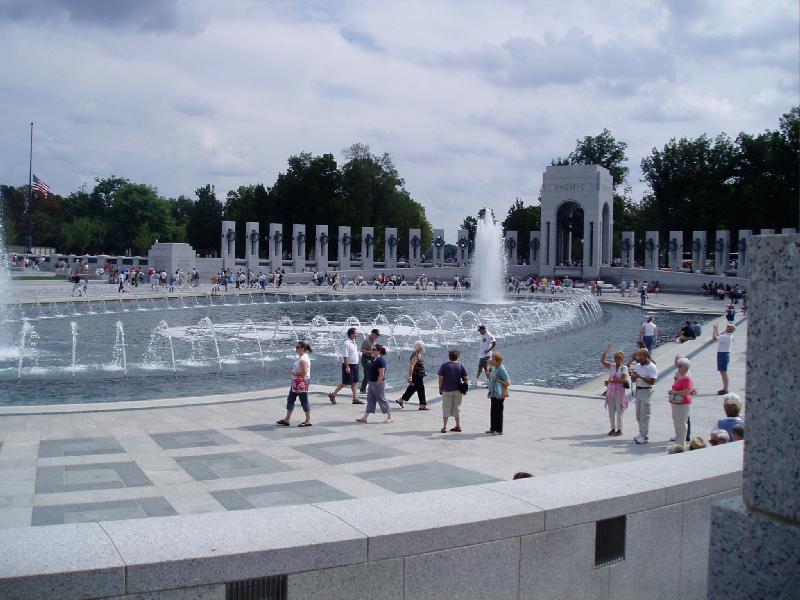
[27,122,33,254]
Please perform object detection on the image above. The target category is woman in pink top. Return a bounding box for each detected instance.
[668,357,693,447]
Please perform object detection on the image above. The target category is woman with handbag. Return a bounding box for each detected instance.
[396,341,428,410]
[600,344,629,436]
[276,341,313,427]
[668,357,694,447]
[486,352,511,435]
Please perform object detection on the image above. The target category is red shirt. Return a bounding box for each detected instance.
[671,376,693,405]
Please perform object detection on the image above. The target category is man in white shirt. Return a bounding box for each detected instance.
[639,316,657,353]
[329,327,363,404]
[475,325,496,384]
[630,349,658,444]
[713,322,735,394]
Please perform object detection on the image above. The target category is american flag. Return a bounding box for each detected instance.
[32,174,51,197]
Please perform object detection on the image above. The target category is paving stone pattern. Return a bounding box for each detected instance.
[0,307,748,528]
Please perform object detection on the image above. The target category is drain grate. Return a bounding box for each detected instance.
[226,575,287,600]
[595,515,626,567]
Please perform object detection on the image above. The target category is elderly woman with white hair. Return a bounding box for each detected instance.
[396,340,428,410]
[668,356,694,446]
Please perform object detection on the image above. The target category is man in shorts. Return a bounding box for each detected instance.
[329,327,362,404]
[475,325,496,385]
[359,329,381,394]
[438,349,469,433]
[713,322,735,395]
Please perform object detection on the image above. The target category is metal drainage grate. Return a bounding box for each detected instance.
[595,515,626,567]
[226,575,287,600]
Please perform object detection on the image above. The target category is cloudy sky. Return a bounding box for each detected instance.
[0,0,797,239]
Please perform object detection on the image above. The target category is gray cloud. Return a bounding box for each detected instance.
[438,30,675,90]
[340,28,384,52]
[0,0,202,33]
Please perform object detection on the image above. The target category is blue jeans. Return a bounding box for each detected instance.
[286,391,310,412]
[643,336,655,353]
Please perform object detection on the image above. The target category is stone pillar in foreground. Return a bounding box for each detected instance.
[667,230,683,270]
[432,229,445,264]
[714,230,730,274]
[707,233,800,600]
[221,220,236,269]
[292,224,306,273]
[384,227,398,270]
[361,226,375,271]
[245,222,259,273]
[691,231,707,273]
[644,231,659,270]
[338,226,351,270]
[408,228,421,267]
[620,231,634,267]
[736,230,751,278]
[268,223,283,271]
[504,230,518,265]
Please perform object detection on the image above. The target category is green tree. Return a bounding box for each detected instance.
[105,183,174,254]
[64,217,106,254]
[565,129,629,190]
[640,134,737,232]
[132,222,156,255]
[188,184,223,256]
[460,216,477,242]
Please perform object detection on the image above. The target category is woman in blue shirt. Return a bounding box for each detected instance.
[356,345,393,423]
[486,352,511,435]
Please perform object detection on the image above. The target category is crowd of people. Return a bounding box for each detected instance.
[597,300,743,453]
[270,324,510,436]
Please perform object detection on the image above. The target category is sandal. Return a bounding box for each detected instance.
[352,400,365,405]
[449,427,462,432]
[440,427,447,433]
[419,406,429,411]
[328,392,336,404]
[297,422,313,427]
[275,420,290,426]
[396,400,405,408]
[607,429,616,436]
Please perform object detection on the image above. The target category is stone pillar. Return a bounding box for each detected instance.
[620,231,635,267]
[432,229,445,264]
[384,227,398,270]
[457,229,470,266]
[691,231,706,273]
[708,233,800,600]
[530,231,542,271]
[292,224,306,273]
[644,231,659,270]
[220,220,236,270]
[582,219,600,278]
[268,223,283,270]
[245,222,260,273]
[408,228,422,267]
[759,228,775,235]
[736,230,751,278]
[667,230,683,270]
[360,227,375,271]
[315,225,329,272]
[714,230,730,274]
[338,226,351,270]
[504,230,518,265]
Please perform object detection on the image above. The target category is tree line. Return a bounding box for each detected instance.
[461,106,799,263]
[0,143,433,261]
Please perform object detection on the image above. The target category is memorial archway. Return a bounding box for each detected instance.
[556,201,584,267]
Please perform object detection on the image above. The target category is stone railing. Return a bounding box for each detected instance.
[0,444,742,600]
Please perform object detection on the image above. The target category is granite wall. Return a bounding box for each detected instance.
[707,234,800,599]
[0,445,742,600]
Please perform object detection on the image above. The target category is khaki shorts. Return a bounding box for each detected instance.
[441,390,463,418]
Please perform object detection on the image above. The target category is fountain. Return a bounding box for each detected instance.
[16,320,39,381]
[113,321,128,378]
[70,321,78,381]
[470,210,507,304]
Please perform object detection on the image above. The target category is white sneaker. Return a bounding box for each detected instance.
[383,417,394,424]
[634,435,648,444]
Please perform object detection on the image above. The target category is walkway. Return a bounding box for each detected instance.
[0,296,746,529]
